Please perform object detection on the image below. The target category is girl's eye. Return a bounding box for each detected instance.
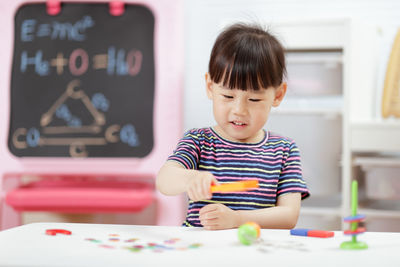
[223,95,234,99]
[249,99,261,102]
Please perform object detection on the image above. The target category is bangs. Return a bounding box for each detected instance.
[208,24,286,91]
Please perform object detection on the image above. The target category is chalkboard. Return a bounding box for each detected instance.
[8,3,155,158]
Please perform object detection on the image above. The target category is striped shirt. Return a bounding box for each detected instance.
[168,127,310,227]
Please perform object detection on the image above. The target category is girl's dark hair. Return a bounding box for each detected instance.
[208,23,286,90]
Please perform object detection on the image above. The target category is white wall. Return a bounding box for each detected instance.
[183,0,399,130]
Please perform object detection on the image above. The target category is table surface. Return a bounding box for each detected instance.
[0,222,399,267]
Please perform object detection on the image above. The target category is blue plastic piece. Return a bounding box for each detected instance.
[290,228,309,236]
[343,214,365,222]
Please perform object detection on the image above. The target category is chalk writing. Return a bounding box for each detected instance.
[20,47,142,77]
[12,79,140,157]
[21,15,94,42]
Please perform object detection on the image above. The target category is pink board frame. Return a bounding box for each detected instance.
[0,0,185,229]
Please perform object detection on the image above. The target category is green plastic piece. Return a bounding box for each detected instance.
[340,240,368,250]
[237,224,258,245]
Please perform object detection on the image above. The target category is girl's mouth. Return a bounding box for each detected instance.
[231,121,247,127]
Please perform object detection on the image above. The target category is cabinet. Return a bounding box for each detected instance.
[266,18,380,230]
[350,121,400,232]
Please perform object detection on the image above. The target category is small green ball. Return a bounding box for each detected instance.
[237,223,258,245]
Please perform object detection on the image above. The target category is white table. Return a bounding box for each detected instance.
[0,222,399,267]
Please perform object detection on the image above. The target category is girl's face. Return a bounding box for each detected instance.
[205,73,286,143]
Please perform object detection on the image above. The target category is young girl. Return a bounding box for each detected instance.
[157,23,309,230]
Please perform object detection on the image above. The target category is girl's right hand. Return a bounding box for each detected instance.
[186,171,218,201]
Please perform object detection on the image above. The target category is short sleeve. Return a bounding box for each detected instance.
[167,129,202,170]
[277,141,310,199]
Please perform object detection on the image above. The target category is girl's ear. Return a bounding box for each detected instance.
[272,82,287,107]
[205,72,213,99]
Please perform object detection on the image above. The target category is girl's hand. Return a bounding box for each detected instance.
[186,171,218,201]
[199,203,239,230]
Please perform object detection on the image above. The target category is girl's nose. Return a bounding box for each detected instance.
[233,99,247,115]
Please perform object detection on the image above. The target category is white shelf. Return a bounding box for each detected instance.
[273,96,343,117]
[274,18,347,49]
[350,120,400,152]
[271,108,342,117]
[360,209,400,219]
[301,194,342,217]
[300,206,341,217]
[351,119,400,126]
[354,156,400,168]
[286,52,343,64]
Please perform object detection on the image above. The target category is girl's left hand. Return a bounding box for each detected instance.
[199,203,239,230]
